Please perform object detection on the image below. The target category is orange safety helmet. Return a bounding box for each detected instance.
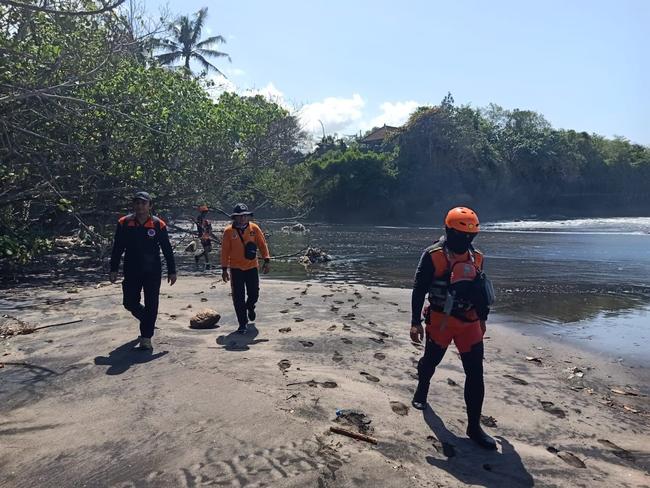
[198,205,209,212]
[444,206,480,233]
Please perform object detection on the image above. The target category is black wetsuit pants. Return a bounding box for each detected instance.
[414,338,485,430]
[122,272,161,339]
[230,268,259,327]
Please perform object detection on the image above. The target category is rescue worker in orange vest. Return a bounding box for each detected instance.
[221,203,270,333]
[109,192,177,350]
[410,207,496,449]
[195,205,213,270]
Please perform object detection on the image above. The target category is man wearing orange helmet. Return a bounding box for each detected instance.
[410,206,496,450]
[195,205,213,270]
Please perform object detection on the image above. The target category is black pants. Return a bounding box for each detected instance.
[414,338,485,429]
[230,268,259,327]
[122,272,161,339]
[195,240,212,263]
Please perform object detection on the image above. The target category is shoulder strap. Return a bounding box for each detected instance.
[235,226,246,245]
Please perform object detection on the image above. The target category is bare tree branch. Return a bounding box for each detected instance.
[0,0,127,16]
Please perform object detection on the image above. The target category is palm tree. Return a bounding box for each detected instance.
[156,7,231,76]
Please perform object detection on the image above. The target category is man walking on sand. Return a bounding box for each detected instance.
[221,203,270,333]
[109,191,177,350]
[410,207,496,449]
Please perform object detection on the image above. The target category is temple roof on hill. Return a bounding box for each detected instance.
[360,125,399,143]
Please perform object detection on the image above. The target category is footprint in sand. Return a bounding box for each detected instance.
[374,352,386,360]
[333,300,344,304]
[387,301,399,306]
[347,299,354,302]
[301,289,308,295]
[342,313,355,320]
[342,324,351,331]
[547,447,586,468]
[332,351,343,362]
[503,374,529,385]
[331,306,340,312]
[294,318,304,322]
[299,341,314,347]
[369,337,385,344]
[278,359,291,372]
[327,325,337,331]
[341,338,353,344]
[351,303,359,309]
[598,439,636,462]
[288,379,337,388]
[279,327,291,333]
[428,436,456,458]
[286,297,295,300]
[279,309,290,314]
[539,400,566,418]
[294,302,302,306]
[360,371,380,382]
[390,401,409,416]
[322,294,333,298]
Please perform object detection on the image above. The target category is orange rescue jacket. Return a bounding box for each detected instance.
[220,222,270,271]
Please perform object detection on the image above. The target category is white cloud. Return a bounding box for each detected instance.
[362,100,419,131]
[298,94,365,135]
[200,77,419,140]
[226,67,246,77]
[206,74,237,97]
[244,82,291,110]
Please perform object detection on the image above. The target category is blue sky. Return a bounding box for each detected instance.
[141,0,649,144]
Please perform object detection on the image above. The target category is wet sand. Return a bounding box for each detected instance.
[1,277,649,487]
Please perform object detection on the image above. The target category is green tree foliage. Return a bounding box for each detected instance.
[0,2,303,268]
[302,95,650,222]
[302,145,397,221]
[155,7,230,76]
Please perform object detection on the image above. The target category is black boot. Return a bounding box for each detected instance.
[466,425,497,450]
[411,382,429,410]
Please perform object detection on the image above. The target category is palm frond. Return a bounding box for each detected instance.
[191,7,208,46]
[156,51,184,65]
[153,38,179,52]
[195,35,226,48]
[196,47,231,63]
[192,52,223,76]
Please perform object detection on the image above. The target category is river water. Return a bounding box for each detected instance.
[255,217,650,364]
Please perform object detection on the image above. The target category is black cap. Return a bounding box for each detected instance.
[132,191,152,202]
[230,203,253,217]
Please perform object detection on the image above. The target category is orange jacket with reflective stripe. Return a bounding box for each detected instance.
[220,222,270,271]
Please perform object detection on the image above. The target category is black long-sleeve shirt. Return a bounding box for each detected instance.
[109,214,176,275]
[411,248,435,325]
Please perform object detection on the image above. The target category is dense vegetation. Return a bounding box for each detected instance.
[1,1,303,265]
[302,94,650,222]
[1,1,648,269]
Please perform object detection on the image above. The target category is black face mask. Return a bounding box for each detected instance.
[445,228,476,254]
